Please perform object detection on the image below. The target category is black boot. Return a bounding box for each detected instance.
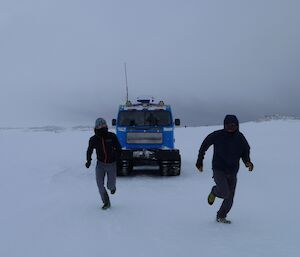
[102,200,111,210]
[216,216,231,224]
[102,192,111,210]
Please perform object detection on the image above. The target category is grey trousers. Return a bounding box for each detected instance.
[212,169,237,218]
[95,161,117,204]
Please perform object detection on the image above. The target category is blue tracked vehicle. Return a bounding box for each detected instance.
[112,97,181,176]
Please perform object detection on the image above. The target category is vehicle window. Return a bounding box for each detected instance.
[118,111,171,126]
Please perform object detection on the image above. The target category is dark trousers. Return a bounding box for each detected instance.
[212,169,237,218]
[95,161,117,204]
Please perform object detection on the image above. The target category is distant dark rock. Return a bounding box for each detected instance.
[257,115,300,122]
[26,126,66,133]
[72,126,93,131]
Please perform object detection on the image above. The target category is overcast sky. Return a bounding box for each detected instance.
[1,0,299,127]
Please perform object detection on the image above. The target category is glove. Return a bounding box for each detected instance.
[196,163,203,172]
[85,161,91,168]
[245,161,254,172]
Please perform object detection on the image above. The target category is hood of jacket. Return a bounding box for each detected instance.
[224,114,239,131]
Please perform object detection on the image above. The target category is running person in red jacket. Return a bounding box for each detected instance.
[86,118,121,210]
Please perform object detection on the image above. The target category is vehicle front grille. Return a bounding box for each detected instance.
[126,132,163,144]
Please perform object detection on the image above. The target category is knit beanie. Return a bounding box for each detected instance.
[95,118,107,129]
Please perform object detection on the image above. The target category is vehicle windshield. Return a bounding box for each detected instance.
[118,110,172,126]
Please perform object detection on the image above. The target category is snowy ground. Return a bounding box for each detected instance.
[0,120,299,257]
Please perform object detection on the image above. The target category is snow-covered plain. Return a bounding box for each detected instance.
[0,120,299,257]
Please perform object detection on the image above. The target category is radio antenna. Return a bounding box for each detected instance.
[124,62,129,102]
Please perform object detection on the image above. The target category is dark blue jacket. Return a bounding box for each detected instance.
[196,115,251,174]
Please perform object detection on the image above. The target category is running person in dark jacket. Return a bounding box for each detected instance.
[86,118,121,210]
[196,115,254,224]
